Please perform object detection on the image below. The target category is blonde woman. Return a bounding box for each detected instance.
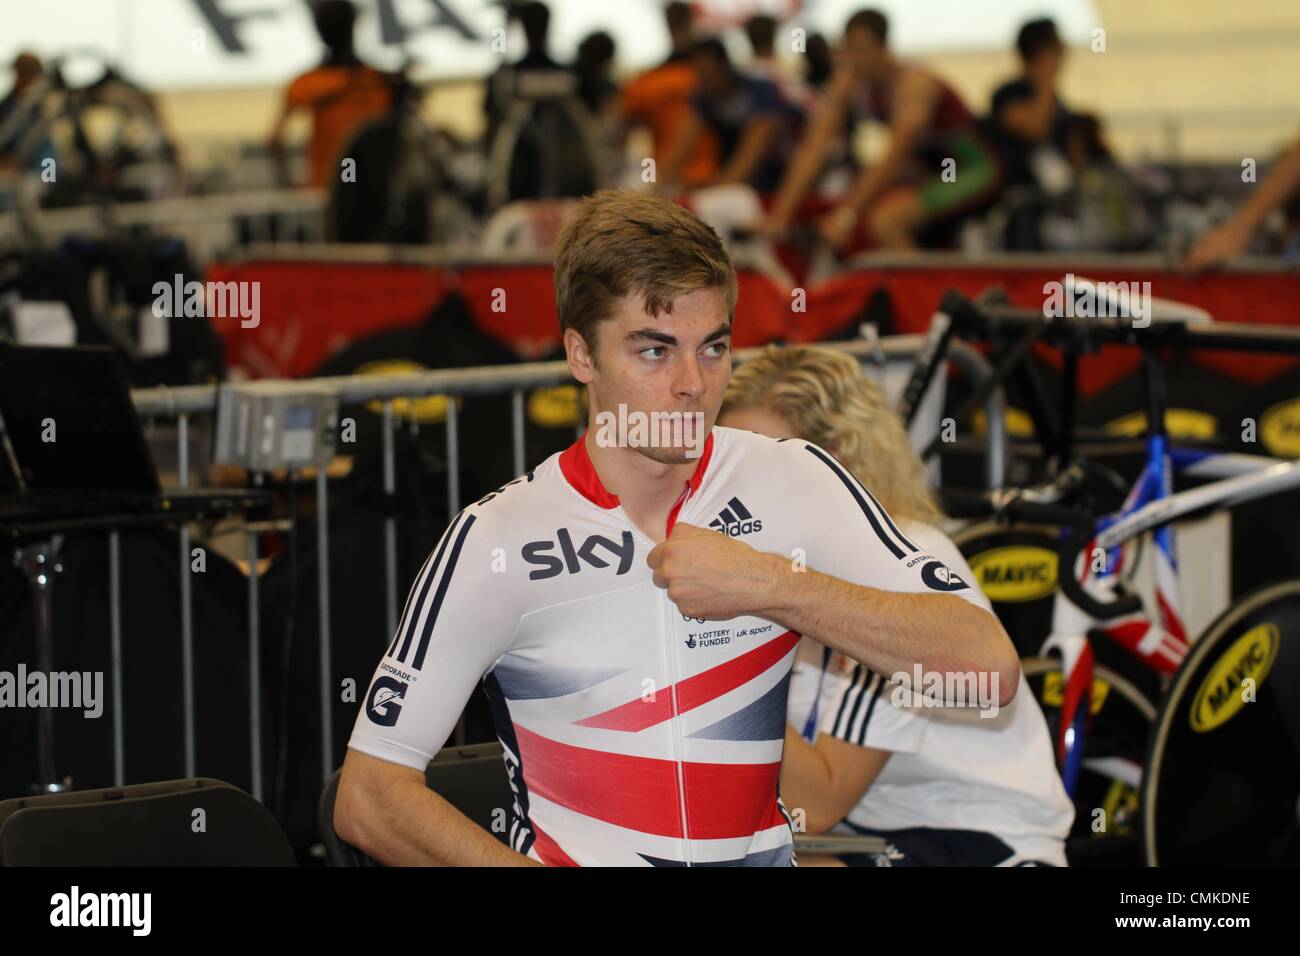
[719,345,1073,866]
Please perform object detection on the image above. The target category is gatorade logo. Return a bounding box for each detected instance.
[366,676,408,727]
[920,560,969,592]
[1260,398,1300,458]
[1190,623,1279,733]
[969,546,1058,603]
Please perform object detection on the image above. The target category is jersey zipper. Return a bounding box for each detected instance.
[663,589,693,866]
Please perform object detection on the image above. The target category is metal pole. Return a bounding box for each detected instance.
[382,401,397,641]
[317,466,332,783]
[178,413,195,778]
[446,397,460,518]
[512,388,525,478]
[248,529,263,802]
[109,530,124,786]
[445,398,466,746]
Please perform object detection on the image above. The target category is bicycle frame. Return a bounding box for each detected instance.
[1042,441,1300,796]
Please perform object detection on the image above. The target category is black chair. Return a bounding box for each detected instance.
[0,778,295,866]
[320,741,513,866]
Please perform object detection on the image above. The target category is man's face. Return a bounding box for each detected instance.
[565,287,732,465]
[842,27,885,80]
[1028,43,1065,81]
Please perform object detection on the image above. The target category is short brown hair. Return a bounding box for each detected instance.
[845,8,887,44]
[554,190,738,351]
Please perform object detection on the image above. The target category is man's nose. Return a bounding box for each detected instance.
[672,354,706,399]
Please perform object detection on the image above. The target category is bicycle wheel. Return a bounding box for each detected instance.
[1022,656,1156,861]
[1141,579,1300,865]
[955,523,1061,658]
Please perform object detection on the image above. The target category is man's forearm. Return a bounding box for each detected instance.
[344,772,541,866]
[754,553,1018,705]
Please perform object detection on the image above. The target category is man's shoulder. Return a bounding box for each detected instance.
[712,425,826,464]
[710,427,843,493]
[461,453,564,525]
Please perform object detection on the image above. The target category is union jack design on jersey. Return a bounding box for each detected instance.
[347,426,989,865]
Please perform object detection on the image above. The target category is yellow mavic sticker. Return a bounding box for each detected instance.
[1260,398,1300,458]
[528,385,583,428]
[1040,671,1110,715]
[969,546,1058,602]
[1190,623,1279,733]
[358,359,453,424]
[1105,409,1217,441]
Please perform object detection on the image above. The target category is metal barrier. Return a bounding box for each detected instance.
[120,336,1003,801]
[0,190,327,265]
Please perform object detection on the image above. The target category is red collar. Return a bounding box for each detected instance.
[559,430,715,510]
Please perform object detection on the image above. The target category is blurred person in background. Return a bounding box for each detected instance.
[765,8,1000,250]
[620,1,718,188]
[483,1,568,142]
[987,19,1074,195]
[573,31,618,119]
[988,19,1112,193]
[1185,132,1300,271]
[744,14,815,114]
[268,0,392,190]
[802,33,835,91]
[0,52,55,173]
[484,2,597,202]
[719,345,1073,867]
[661,38,800,194]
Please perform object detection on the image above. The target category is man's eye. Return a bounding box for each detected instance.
[641,346,667,360]
[703,342,729,357]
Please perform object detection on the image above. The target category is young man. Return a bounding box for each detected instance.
[989,18,1110,193]
[619,2,718,189]
[336,191,1018,867]
[661,39,799,193]
[765,8,999,249]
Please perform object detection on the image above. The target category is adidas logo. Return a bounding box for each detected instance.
[709,496,763,537]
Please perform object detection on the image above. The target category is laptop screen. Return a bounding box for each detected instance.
[0,345,161,496]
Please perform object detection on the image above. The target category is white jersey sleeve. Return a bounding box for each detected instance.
[774,439,991,612]
[346,498,523,772]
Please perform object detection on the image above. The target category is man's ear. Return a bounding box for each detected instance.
[564,327,596,384]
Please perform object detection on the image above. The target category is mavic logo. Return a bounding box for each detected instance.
[366,676,408,727]
[709,496,763,537]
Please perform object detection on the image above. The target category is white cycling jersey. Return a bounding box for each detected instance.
[788,522,1075,865]
[347,426,992,866]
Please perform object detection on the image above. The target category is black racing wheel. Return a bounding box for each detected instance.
[1141,579,1300,865]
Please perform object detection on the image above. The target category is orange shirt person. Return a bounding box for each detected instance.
[269,0,391,189]
[618,1,717,187]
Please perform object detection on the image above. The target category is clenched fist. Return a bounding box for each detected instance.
[646,522,781,620]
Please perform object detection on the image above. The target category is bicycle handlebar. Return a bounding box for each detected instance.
[1055,519,1145,620]
[941,289,1300,356]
